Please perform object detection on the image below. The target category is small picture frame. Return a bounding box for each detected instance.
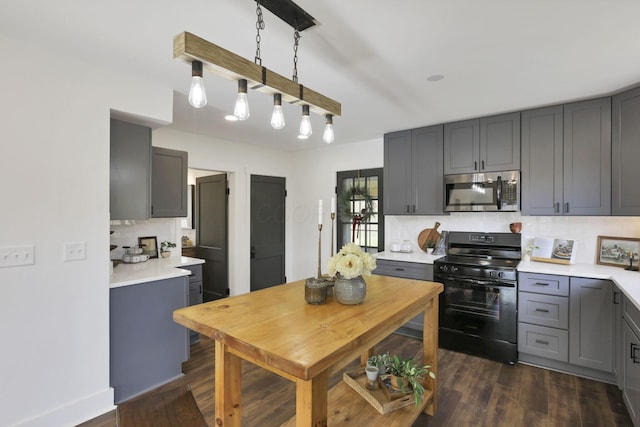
[597,236,640,268]
[138,236,158,259]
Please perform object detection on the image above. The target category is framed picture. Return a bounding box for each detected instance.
[138,236,158,258]
[596,235,640,268]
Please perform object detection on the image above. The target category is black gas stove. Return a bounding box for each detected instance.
[434,231,521,364]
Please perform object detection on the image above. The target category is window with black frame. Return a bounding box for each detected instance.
[335,168,384,254]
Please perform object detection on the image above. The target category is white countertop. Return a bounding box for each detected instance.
[110,256,205,289]
[518,260,640,311]
[374,251,444,264]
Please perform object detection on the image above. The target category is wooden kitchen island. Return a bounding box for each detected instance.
[173,274,443,426]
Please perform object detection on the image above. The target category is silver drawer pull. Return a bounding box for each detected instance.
[535,308,550,313]
[535,339,550,345]
[394,268,405,271]
[533,282,550,286]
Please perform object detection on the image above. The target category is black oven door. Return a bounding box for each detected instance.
[437,275,517,343]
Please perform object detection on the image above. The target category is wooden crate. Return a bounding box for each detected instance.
[342,370,415,414]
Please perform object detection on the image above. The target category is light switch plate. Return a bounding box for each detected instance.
[64,242,86,262]
[0,245,35,268]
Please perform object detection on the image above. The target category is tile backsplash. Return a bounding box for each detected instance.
[110,218,182,260]
[386,213,640,264]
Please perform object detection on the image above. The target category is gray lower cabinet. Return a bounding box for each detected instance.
[518,272,615,383]
[612,86,640,215]
[443,112,520,175]
[521,98,611,216]
[569,277,613,372]
[183,264,203,344]
[374,259,433,337]
[622,296,640,426]
[383,125,444,215]
[110,276,189,403]
[152,147,188,218]
[110,118,152,220]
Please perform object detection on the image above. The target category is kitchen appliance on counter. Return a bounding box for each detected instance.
[434,231,521,364]
[121,246,149,263]
[444,170,519,212]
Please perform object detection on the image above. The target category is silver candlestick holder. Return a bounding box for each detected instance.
[317,223,323,279]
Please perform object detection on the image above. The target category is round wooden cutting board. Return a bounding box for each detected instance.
[417,222,441,252]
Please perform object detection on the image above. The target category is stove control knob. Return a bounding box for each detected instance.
[440,265,448,272]
[498,271,504,278]
[451,266,459,273]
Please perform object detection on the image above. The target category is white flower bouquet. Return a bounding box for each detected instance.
[327,243,377,279]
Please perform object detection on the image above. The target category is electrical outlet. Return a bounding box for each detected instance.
[64,242,86,262]
[0,245,35,268]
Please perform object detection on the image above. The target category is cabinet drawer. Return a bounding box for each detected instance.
[519,272,569,296]
[182,264,202,283]
[519,292,568,329]
[624,296,640,338]
[518,323,569,362]
[374,260,433,281]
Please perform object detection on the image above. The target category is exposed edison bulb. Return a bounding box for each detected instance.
[323,114,335,144]
[234,79,250,121]
[271,93,285,129]
[188,61,207,108]
[299,104,312,138]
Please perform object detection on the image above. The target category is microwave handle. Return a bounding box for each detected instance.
[496,176,502,210]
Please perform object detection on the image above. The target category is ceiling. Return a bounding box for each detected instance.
[2,0,640,151]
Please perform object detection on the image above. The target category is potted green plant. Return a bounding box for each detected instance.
[160,241,176,258]
[387,355,436,407]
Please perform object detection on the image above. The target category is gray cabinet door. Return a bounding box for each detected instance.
[412,125,444,214]
[383,130,412,214]
[613,86,640,215]
[479,112,520,172]
[563,98,611,215]
[569,277,613,372]
[623,321,640,425]
[444,119,479,174]
[152,147,188,218]
[110,119,151,220]
[521,106,564,215]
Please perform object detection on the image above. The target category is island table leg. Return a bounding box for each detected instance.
[295,371,328,427]
[215,340,242,427]
[423,296,439,415]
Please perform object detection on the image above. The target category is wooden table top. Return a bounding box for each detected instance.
[173,274,442,381]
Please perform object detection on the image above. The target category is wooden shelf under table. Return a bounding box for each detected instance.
[280,373,433,426]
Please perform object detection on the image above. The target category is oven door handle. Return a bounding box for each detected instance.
[496,176,502,210]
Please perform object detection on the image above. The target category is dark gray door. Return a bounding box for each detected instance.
[250,175,285,292]
[196,174,228,301]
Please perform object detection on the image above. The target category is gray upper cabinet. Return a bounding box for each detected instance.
[443,112,520,175]
[569,277,614,372]
[563,98,611,216]
[521,106,564,215]
[521,98,611,216]
[110,119,152,220]
[152,147,188,218]
[383,125,444,215]
[612,86,640,215]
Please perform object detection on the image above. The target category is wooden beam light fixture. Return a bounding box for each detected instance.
[173,31,341,118]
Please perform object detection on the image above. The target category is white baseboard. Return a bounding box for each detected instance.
[14,388,115,427]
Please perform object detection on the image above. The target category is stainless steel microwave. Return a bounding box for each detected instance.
[444,170,520,212]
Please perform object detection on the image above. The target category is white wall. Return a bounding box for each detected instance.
[289,138,384,280]
[0,35,173,426]
[152,127,296,295]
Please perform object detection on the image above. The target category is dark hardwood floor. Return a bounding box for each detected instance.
[79,333,632,426]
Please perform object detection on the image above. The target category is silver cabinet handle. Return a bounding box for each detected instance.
[554,202,560,213]
[535,308,550,313]
[565,202,569,213]
[474,161,478,171]
[533,282,550,286]
[535,339,549,345]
